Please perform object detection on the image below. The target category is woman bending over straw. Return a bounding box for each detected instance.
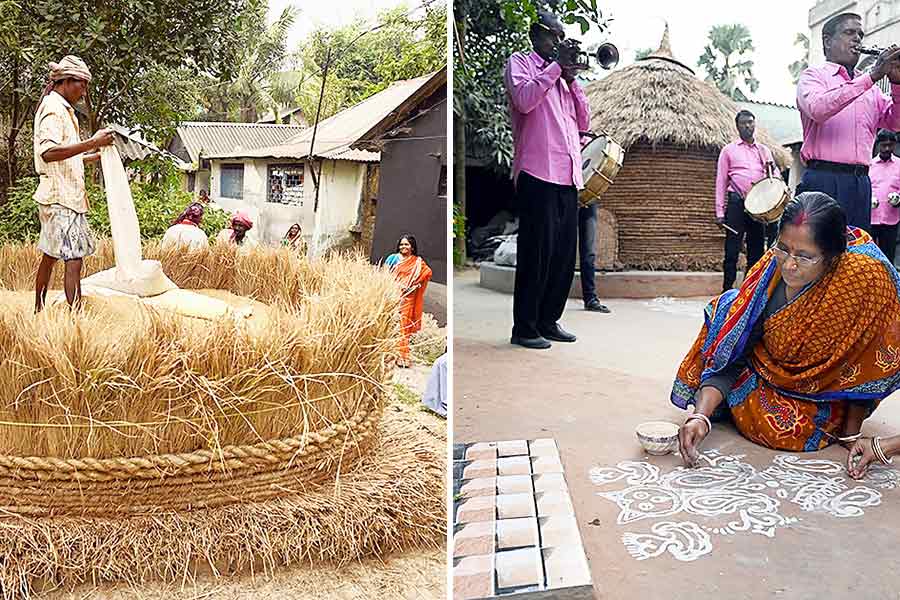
[161,202,208,250]
[672,192,900,468]
[386,234,432,368]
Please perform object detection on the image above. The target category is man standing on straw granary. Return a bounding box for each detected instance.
[32,55,114,312]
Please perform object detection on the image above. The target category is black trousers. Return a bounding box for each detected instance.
[723,192,769,292]
[513,172,578,339]
[872,223,899,264]
[797,167,872,233]
[578,203,598,302]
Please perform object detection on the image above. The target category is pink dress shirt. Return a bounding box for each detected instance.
[714,140,777,219]
[505,51,590,189]
[870,155,900,225]
[797,63,900,165]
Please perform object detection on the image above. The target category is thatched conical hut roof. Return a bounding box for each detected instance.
[584,25,791,167]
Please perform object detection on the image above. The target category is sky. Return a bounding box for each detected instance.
[267,0,434,56]
[267,0,815,105]
[572,0,815,105]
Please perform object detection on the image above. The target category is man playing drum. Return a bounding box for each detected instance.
[796,12,900,233]
[504,9,589,349]
[715,109,779,292]
[870,129,900,263]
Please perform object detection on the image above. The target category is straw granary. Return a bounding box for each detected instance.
[0,243,445,595]
[584,26,790,270]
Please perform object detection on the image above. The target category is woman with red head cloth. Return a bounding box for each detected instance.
[162,202,209,250]
[215,211,257,247]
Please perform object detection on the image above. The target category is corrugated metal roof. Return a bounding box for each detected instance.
[210,71,438,160]
[320,144,379,162]
[173,122,307,164]
[736,100,803,147]
[109,124,189,168]
[208,142,379,163]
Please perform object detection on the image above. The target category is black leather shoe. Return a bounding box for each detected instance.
[511,335,552,349]
[538,324,576,343]
[585,298,611,313]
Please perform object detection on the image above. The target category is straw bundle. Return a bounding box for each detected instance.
[0,241,398,454]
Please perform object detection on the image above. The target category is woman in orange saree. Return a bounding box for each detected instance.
[386,235,432,368]
[673,193,900,467]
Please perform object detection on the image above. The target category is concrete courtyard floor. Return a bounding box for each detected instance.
[453,268,900,600]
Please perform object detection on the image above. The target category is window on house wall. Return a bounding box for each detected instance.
[187,172,196,192]
[267,164,305,206]
[220,163,244,199]
[438,165,447,198]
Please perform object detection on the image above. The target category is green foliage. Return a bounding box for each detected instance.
[788,32,809,85]
[697,24,759,101]
[198,1,296,123]
[0,166,229,244]
[455,0,609,174]
[0,0,250,191]
[499,0,605,36]
[293,2,447,121]
[634,47,653,60]
[453,201,467,266]
[7,0,246,133]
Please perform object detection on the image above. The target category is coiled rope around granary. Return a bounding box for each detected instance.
[0,398,383,517]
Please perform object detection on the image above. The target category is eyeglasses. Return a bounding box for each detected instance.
[771,244,823,268]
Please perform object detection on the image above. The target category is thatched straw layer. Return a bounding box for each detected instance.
[0,242,399,460]
[584,31,790,167]
[0,409,445,599]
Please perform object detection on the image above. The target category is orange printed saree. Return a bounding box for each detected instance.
[672,228,900,451]
[387,254,433,360]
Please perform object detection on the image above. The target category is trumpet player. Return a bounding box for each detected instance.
[504,9,590,349]
[796,12,900,233]
[870,129,900,263]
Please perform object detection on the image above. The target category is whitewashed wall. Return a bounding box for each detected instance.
[208,158,367,248]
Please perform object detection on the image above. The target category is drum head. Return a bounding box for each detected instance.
[581,136,609,177]
[745,178,788,216]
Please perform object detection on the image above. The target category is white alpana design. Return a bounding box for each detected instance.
[590,450,897,562]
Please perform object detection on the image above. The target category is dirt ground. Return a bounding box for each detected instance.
[453,269,900,600]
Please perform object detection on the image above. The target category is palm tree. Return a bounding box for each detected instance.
[201,2,296,122]
[788,33,809,85]
[697,24,759,101]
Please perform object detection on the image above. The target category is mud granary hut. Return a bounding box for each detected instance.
[583,26,790,270]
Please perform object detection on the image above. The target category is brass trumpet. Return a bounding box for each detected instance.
[556,39,620,70]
